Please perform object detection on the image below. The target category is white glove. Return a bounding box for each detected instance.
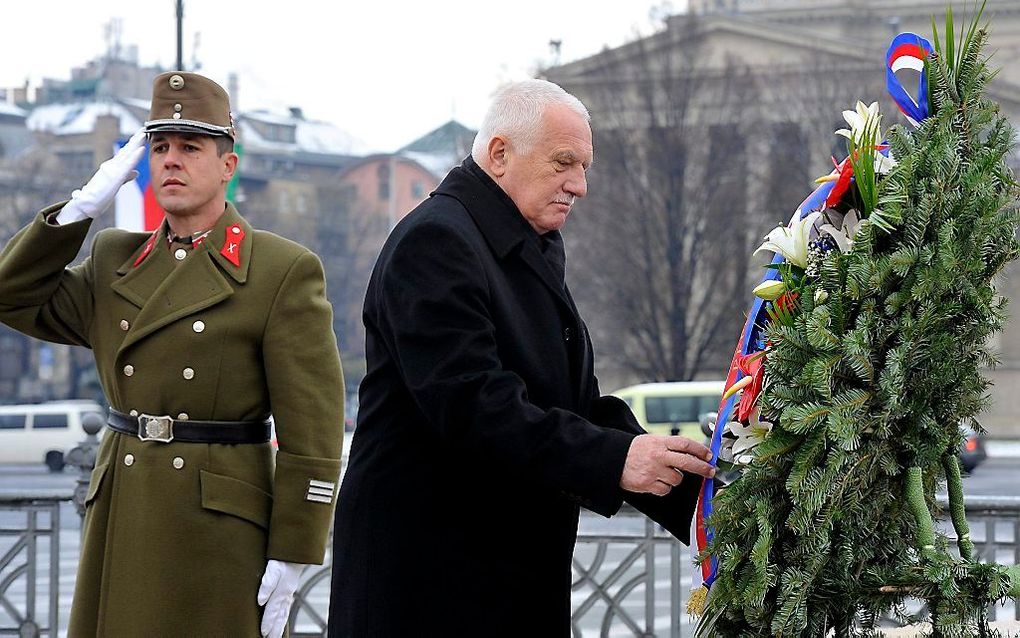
[55,128,147,225]
[257,559,306,638]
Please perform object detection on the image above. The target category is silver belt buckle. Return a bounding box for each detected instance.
[137,414,175,443]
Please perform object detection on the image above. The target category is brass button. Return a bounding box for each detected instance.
[124,454,135,467]
[172,457,185,470]
[231,226,241,235]
[129,409,138,417]
[174,103,182,112]
[182,367,195,380]
[174,248,187,261]
[177,413,189,421]
[123,365,134,377]
[169,74,185,90]
[119,319,130,331]
[172,112,182,120]
[192,321,205,333]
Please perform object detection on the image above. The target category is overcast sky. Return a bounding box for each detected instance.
[1,1,681,152]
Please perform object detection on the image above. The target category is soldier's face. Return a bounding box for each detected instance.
[149,133,237,217]
[495,104,592,234]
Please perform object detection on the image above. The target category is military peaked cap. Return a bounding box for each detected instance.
[145,72,235,139]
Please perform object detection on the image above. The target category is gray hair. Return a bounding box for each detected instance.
[470,79,590,162]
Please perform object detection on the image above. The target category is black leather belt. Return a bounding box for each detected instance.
[108,410,271,444]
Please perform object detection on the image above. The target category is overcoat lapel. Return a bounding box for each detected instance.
[111,228,173,308]
[435,158,594,407]
[515,240,573,310]
[118,252,232,353]
[437,158,574,311]
[112,205,252,354]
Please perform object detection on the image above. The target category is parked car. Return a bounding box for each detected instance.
[0,401,105,471]
[959,423,987,473]
[611,381,725,439]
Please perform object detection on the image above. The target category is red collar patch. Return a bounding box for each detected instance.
[221,224,245,267]
[133,231,159,268]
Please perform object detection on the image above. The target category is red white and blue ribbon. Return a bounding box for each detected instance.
[696,181,835,586]
[694,30,936,596]
[886,33,934,127]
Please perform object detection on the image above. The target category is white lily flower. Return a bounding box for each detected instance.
[726,408,774,464]
[834,101,896,174]
[814,289,829,304]
[819,209,861,253]
[835,101,882,147]
[754,211,821,269]
[874,150,897,174]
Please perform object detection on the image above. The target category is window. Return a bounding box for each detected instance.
[644,394,722,425]
[645,396,699,424]
[0,414,26,430]
[33,413,68,429]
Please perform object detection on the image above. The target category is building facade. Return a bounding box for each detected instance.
[544,0,1020,433]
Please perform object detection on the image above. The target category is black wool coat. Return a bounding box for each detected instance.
[328,158,701,637]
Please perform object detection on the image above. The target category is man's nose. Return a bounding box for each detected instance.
[566,168,587,199]
[163,145,183,167]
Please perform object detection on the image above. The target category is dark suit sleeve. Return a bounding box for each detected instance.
[0,204,95,347]
[374,220,634,517]
[588,393,702,544]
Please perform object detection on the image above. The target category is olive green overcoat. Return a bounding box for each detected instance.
[0,203,344,637]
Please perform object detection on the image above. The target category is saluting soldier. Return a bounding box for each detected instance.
[0,72,344,637]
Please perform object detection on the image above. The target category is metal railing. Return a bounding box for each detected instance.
[0,489,1011,637]
[0,491,68,637]
[289,498,1020,637]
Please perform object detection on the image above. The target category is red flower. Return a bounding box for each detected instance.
[776,291,800,312]
[735,352,766,422]
[826,157,855,208]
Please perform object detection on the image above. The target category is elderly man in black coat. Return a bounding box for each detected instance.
[328,79,716,636]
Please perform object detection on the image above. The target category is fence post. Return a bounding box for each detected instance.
[64,412,103,522]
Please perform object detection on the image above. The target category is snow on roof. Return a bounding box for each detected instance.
[0,102,27,118]
[27,102,141,136]
[400,150,461,181]
[239,109,370,156]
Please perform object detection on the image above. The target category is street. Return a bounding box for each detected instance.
[0,457,1015,636]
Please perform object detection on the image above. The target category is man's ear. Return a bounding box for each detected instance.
[222,152,239,183]
[487,136,509,178]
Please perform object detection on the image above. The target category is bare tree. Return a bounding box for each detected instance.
[547,15,891,386]
[549,17,770,383]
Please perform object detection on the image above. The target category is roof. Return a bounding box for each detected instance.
[398,119,476,180]
[26,102,141,136]
[239,109,369,156]
[0,103,27,118]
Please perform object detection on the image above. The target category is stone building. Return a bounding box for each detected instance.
[0,54,443,402]
[543,0,1020,433]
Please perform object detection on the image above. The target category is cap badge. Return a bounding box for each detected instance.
[169,74,185,90]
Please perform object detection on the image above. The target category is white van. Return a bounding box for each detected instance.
[611,381,725,438]
[0,401,105,471]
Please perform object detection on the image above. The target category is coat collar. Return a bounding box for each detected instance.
[435,157,571,307]
[434,156,534,259]
[114,203,252,284]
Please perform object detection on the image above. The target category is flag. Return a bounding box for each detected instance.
[113,137,242,231]
[113,138,164,232]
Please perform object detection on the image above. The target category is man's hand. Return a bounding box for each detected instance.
[620,434,715,496]
[55,128,147,225]
[257,559,306,638]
